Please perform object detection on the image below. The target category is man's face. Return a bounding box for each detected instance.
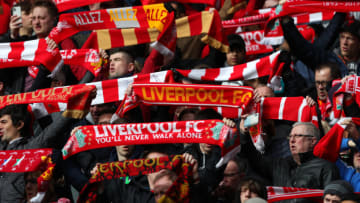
[0,115,22,142]
[240,186,259,203]
[31,6,55,38]
[289,125,316,155]
[226,50,245,66]
[340,32,360,60]
[97,113,112,125]
[353,151,360,170]
[153,175,174,202]
[90,104,112,124]
[219,161,242,191]
[116,145,135,159]
[199,143,213,154]
[25,174,38,201]
[109,52,133,79]
[315,68,332,101]
[324,194,341,203]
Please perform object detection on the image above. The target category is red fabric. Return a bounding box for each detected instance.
[141,0,216,6]
[60,38,87,81]
[267,186,324,202]
[0,0,12,35]
[140,49,164,75]
[62,120,231,159]
[53,0,112,12]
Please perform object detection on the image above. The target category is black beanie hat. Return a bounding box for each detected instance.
[341,20,360,40]
[323,180,354,198]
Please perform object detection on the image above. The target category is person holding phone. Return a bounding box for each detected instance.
[9,1,34,41]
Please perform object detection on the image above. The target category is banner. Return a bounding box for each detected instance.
[62,119,231,159]
[49,3,169,43]
[0,84,96,118]
[0,39,63,75]
[0,148,52,172]
[53,0,112,12]
[267,186,323,202]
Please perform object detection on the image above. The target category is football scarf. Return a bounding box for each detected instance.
[141,0,216,6]
[116,83,253,119]
[49,3,169,43]
[267,186,324,202]
[82,11,229,53]
[61,119,232,159]
[78,155,193,203]
[0,39,63,77]
[0,84,96,119]
[314,117,360,162]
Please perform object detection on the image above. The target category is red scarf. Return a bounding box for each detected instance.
[314,117,360,162]
[141,0,216,6]
[62,119,232,159]
[267,186,323,202]
[1,84,95,119]
[53,0,112,12]
[78,155,192,203]
[49,3,169,43]
[0,39,63,76]
[60,49,105,77]
[117,83,253,119]
[82,11,229,53]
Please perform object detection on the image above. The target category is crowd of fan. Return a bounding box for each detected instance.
[0,0,360,202]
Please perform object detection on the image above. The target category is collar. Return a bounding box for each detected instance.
[9,137,23,145]
[298,151,315,164]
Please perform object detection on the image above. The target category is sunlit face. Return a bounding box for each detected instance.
[315,68,332,101]
[0,115,22,142]
[288,125,317,155]
[31,6,55,38]
[339,32,360,61]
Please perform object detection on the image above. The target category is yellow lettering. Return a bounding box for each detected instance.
[99,164,109,173]
[156,157,164,166]
[113,162,124,174]
[220,90,228,103]
[14,94,23,102]
[61,86,73,94]
[154,87,165,100]
[142,87,154,100]
[109,10,118,22]
[241,92,253,103]
[133,160,143,168]
[196,88,207,102]
[185,88,195,102]
[208,89,220,102]
[144,158,155,167]
[6,95,13,103]
[233,90,244,104]
[175,87,185,102]
[165,87,175,101]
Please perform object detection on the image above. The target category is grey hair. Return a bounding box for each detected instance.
[292,122,320,141]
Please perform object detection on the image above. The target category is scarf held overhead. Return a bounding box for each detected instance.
[53,0,112,12]
[0,84,96,119]
[62,119,232,159]
[49,3,169,43]
[0,39,63,75]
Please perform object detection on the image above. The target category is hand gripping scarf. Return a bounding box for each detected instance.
[78,155,193,203]
[49,3,169,43]
[61,119,234,159]
[0,84,96,119]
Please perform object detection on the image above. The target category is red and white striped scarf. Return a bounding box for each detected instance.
[82,11,229,53]
[49,3,169,43]
[53,0,111,12]
[0,39,63,77]
[267,186,324,202]
[141,0,216,6]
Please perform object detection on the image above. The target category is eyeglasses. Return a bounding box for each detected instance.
[223,172,241,178]
[287,134,314,140]
[315,80,331,87]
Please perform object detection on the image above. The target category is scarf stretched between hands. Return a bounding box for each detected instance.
[267,186,324,202]
[314,117,360,162]
[0,39,63,77]
[49,3,169,43]
[53,0,111,12]
[265,1,360,35]
[141,0,216,6]
[78,155,192,203]
[116,83,253,119]
[62,119,232,159]
[0,84,95,119]
[82,10,229,53]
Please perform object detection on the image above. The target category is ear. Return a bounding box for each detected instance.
[311,137,317,147]
[128,63,135,73]
[15,121,24,132]
[0,82,4,92]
